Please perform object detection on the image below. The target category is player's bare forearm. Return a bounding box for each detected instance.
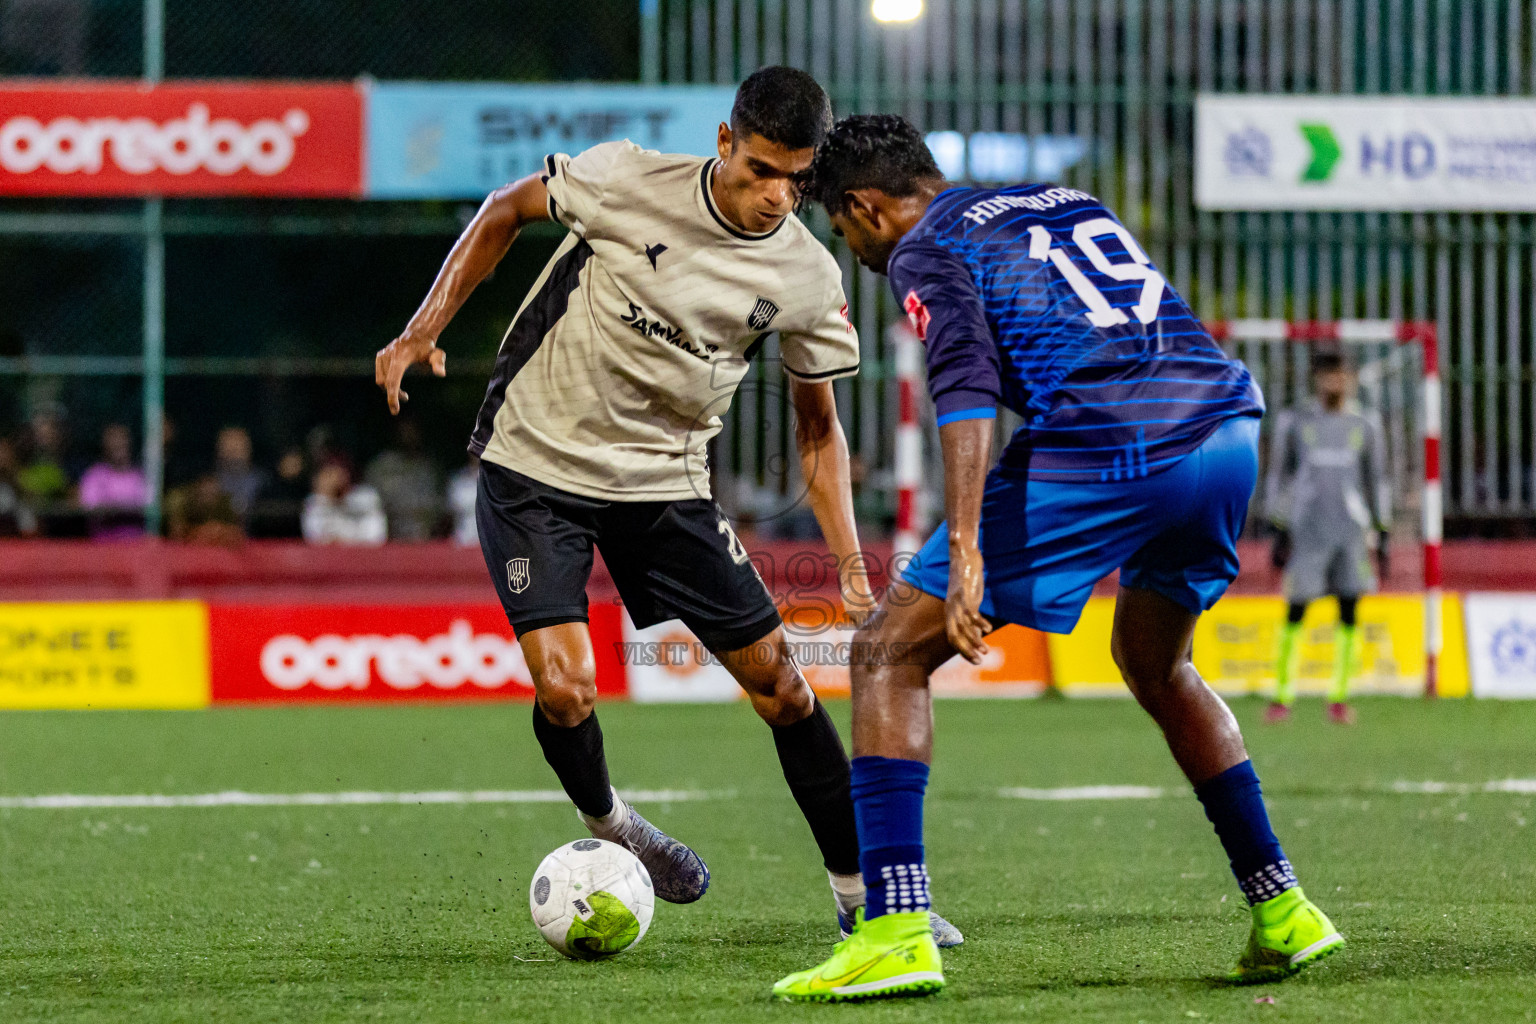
[375,173,552,414]
[403,175,549,341]
[939,415,994,663]
[791,379,876,624]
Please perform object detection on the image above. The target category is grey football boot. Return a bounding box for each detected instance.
[579,787,710,904]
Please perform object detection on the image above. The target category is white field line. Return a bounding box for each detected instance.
[0,788,715,810]
[1389,779,1536,795]
[999,785,1168,801]
[1000,780,1536,801]
[1,780,1532,811]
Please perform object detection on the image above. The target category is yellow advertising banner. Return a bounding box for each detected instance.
[0,601,211,709]
[1049,594,1469,698]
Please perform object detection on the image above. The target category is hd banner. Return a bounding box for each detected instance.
[364,82,736,199]
[1196,95,1536,211]
[0,82,363,197]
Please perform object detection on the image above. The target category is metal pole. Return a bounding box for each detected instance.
[1421,324,1444,697]
[142,199,164,534]
[142,0,165,533]
[640,0,661,84]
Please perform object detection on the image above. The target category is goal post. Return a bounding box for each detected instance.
[1207,319,1443,697]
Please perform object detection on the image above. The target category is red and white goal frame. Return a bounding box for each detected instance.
[889,317,1444,697]
[1207,320,1443,696]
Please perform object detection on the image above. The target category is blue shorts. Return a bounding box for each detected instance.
[901,415,1260,635]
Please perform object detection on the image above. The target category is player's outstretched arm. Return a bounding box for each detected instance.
[789,379,877,625]
[374,174,553,414]
[885,242,1001,661]
[939,416,994,664]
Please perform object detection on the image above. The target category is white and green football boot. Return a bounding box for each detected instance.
[1230,886,1344,982]
[775,909,945,1002]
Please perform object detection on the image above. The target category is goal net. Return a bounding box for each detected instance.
[1209,320,1444,695]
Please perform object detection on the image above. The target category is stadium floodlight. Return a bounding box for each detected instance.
[872,0,923,23]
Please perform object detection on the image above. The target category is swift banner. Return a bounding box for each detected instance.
[364,82,735,199]
[0,82,363,197]
[208,603,625,703]
[0,601,209,709]
[1196,95,1536,211]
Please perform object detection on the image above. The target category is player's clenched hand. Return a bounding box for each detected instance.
[945,539,989,664]
[375,333,447,415]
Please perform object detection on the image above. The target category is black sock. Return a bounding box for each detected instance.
[1337,596,1358,627]
[531,703,614,818]
[771,698,861,876]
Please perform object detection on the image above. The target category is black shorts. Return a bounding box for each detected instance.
[475,460,782,652]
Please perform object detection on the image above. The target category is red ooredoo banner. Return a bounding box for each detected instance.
[209,603,627,703]
[0,81,362,197]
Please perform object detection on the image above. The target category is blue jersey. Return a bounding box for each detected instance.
[889,184,1263,483]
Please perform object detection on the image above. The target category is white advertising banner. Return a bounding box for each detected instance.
[1463,593,1536,699]
[1196,95,1536,211]
[619,614,741,704]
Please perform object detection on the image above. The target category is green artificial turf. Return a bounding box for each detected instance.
[1,697,1533,1022]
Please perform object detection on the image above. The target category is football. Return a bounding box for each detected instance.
[529,838,655,960]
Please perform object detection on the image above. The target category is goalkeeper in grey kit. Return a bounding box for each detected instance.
[1264,350,1391,724]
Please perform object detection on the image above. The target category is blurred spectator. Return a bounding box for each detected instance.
[166,474,244,547]
[249,446,308,538]
[0,437,38,537]
[365,420,442,541]
[303,459,386,546]
[77,423,148,539]
[448,453,479,547]
[16,407,70,507]
[213,425,268,524]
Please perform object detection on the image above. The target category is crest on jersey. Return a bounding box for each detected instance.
[903,289,930,340]
[506,557,531,594]
[746,296,781,331]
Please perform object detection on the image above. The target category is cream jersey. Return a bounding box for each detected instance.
[469,140,860,501]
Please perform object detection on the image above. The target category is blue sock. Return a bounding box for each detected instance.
[1194,760,1298,905]
[851,755,930,920]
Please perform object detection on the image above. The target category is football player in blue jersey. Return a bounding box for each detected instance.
[772,115,1343,1002]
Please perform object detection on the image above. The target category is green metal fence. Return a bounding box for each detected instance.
[644,0,1536,527]
[0,0,634,533]
[3,0,1533,538]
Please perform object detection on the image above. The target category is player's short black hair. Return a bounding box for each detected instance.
[1310,348,1347,374]
[795,114,944,215]
[730,66,833,152]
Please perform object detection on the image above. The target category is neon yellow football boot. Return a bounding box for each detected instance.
[1231,886,1345,982]
[773,909,944,1002]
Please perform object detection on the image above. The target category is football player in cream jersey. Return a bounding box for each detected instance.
[375,67,960,947]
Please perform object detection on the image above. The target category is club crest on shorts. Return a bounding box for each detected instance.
[506,557,531,594]
[746,295,781,331]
